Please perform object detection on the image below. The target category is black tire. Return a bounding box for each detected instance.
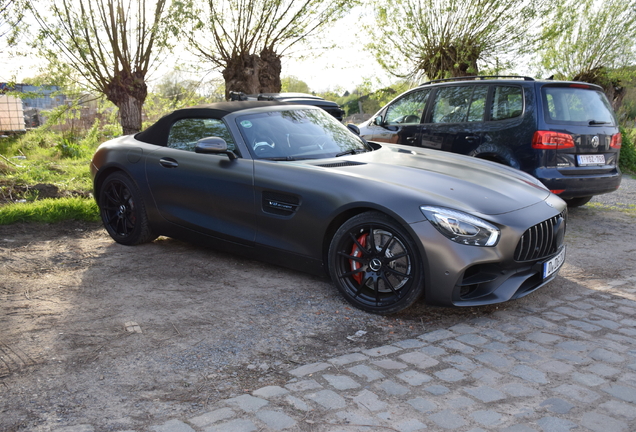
[99,172,157,245]
[564,196,593,208]
[328,212,425,314]
[468,143,520,170]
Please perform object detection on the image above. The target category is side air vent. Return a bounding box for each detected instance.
[514,210,567,262]
[318,161,366,168]
[262,191,300,216]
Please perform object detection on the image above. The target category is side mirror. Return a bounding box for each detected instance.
[347,124,361,135]
[374,115,383,126]
[195,137,237,160]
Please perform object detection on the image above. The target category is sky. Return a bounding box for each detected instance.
[0,7,395,95]
[279,12,395,94]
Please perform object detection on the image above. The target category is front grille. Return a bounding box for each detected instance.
[514,210,566,262]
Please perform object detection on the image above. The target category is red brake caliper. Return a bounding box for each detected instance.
[350,233,368,284]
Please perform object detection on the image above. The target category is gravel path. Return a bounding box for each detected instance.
[0,173,634,432]
[591,173,636,208]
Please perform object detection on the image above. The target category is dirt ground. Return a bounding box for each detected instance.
[1,190,635,431]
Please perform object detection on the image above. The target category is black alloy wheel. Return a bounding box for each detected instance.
[99,172,156,245]
[328,212,425,314]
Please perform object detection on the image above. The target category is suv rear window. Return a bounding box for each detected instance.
[542,86,615,125]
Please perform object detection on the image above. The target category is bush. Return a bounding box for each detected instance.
[56,138,84,158]
[619,127,636,174]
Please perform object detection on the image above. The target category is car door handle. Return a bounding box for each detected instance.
[159,157,179,168]
[406,136,417,142]
[465,135,479,141]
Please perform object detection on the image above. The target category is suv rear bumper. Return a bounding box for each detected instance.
[535,167,622,199]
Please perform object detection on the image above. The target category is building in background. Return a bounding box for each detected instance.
[0,83,67,133]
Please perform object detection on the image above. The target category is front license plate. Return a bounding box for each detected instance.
[543,247,566,279]
[577,154,605,165]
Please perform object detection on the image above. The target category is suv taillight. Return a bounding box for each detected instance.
[532,131,575,150]
[610,133,622,149]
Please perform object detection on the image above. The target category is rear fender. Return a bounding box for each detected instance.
[468,143,520,170]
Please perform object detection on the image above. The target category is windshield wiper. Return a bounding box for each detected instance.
[588,120,611,125]
[335,148,367,157]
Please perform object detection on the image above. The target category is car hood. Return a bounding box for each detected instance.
[311,144,553,216]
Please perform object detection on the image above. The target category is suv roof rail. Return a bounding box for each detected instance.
[418,75,535,86]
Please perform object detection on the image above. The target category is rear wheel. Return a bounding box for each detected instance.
[564,196,592,208]
[328,212,425,314]
[99,172,157,245]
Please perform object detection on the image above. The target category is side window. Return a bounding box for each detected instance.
[167,118,236,152]
[491,86,523,121]
[385,89,430,125]
[467,86,488,122]
[430,85,490,124]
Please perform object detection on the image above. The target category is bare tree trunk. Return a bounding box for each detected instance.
[223,53,260,97]
[223,49,282,99]
[258,47,282,93]
[104,70,148,134]
[117,96,144,135]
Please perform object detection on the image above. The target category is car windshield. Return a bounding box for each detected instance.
[236,108,369,160]
[542,86,616,125]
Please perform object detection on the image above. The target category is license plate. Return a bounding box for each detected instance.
[543,247,566,279]
[577,154,605,165]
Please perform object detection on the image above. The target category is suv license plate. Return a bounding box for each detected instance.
[577,154,605,165]
[543,247,566,279]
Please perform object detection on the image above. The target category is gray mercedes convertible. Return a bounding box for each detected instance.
[91,101,567,314]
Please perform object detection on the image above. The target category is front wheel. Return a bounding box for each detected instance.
[328,212,425,314]
[99,172,157,245]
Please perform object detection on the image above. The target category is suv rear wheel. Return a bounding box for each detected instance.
[563,196,592,208]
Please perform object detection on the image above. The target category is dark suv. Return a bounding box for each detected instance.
[229,92,345,121]
[358,76,622,207]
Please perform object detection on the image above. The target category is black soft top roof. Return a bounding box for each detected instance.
[135,101,290,146]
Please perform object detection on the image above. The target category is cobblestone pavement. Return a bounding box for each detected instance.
[52,276,636,432]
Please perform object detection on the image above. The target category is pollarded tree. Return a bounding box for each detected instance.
[183,0,357,99]
[537,0,636,111]
[30,0,173,134]
[367,0,551,80]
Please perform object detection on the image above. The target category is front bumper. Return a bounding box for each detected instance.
[409,198,566,307]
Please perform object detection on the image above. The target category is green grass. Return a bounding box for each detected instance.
[0,119,103,204]
[1,158,93,209]
[1,158,93,193]
[0,196,99,225]
[586,201,636,216]
[1,128,97,225]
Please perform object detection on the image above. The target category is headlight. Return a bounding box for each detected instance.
[420,206,500,246]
